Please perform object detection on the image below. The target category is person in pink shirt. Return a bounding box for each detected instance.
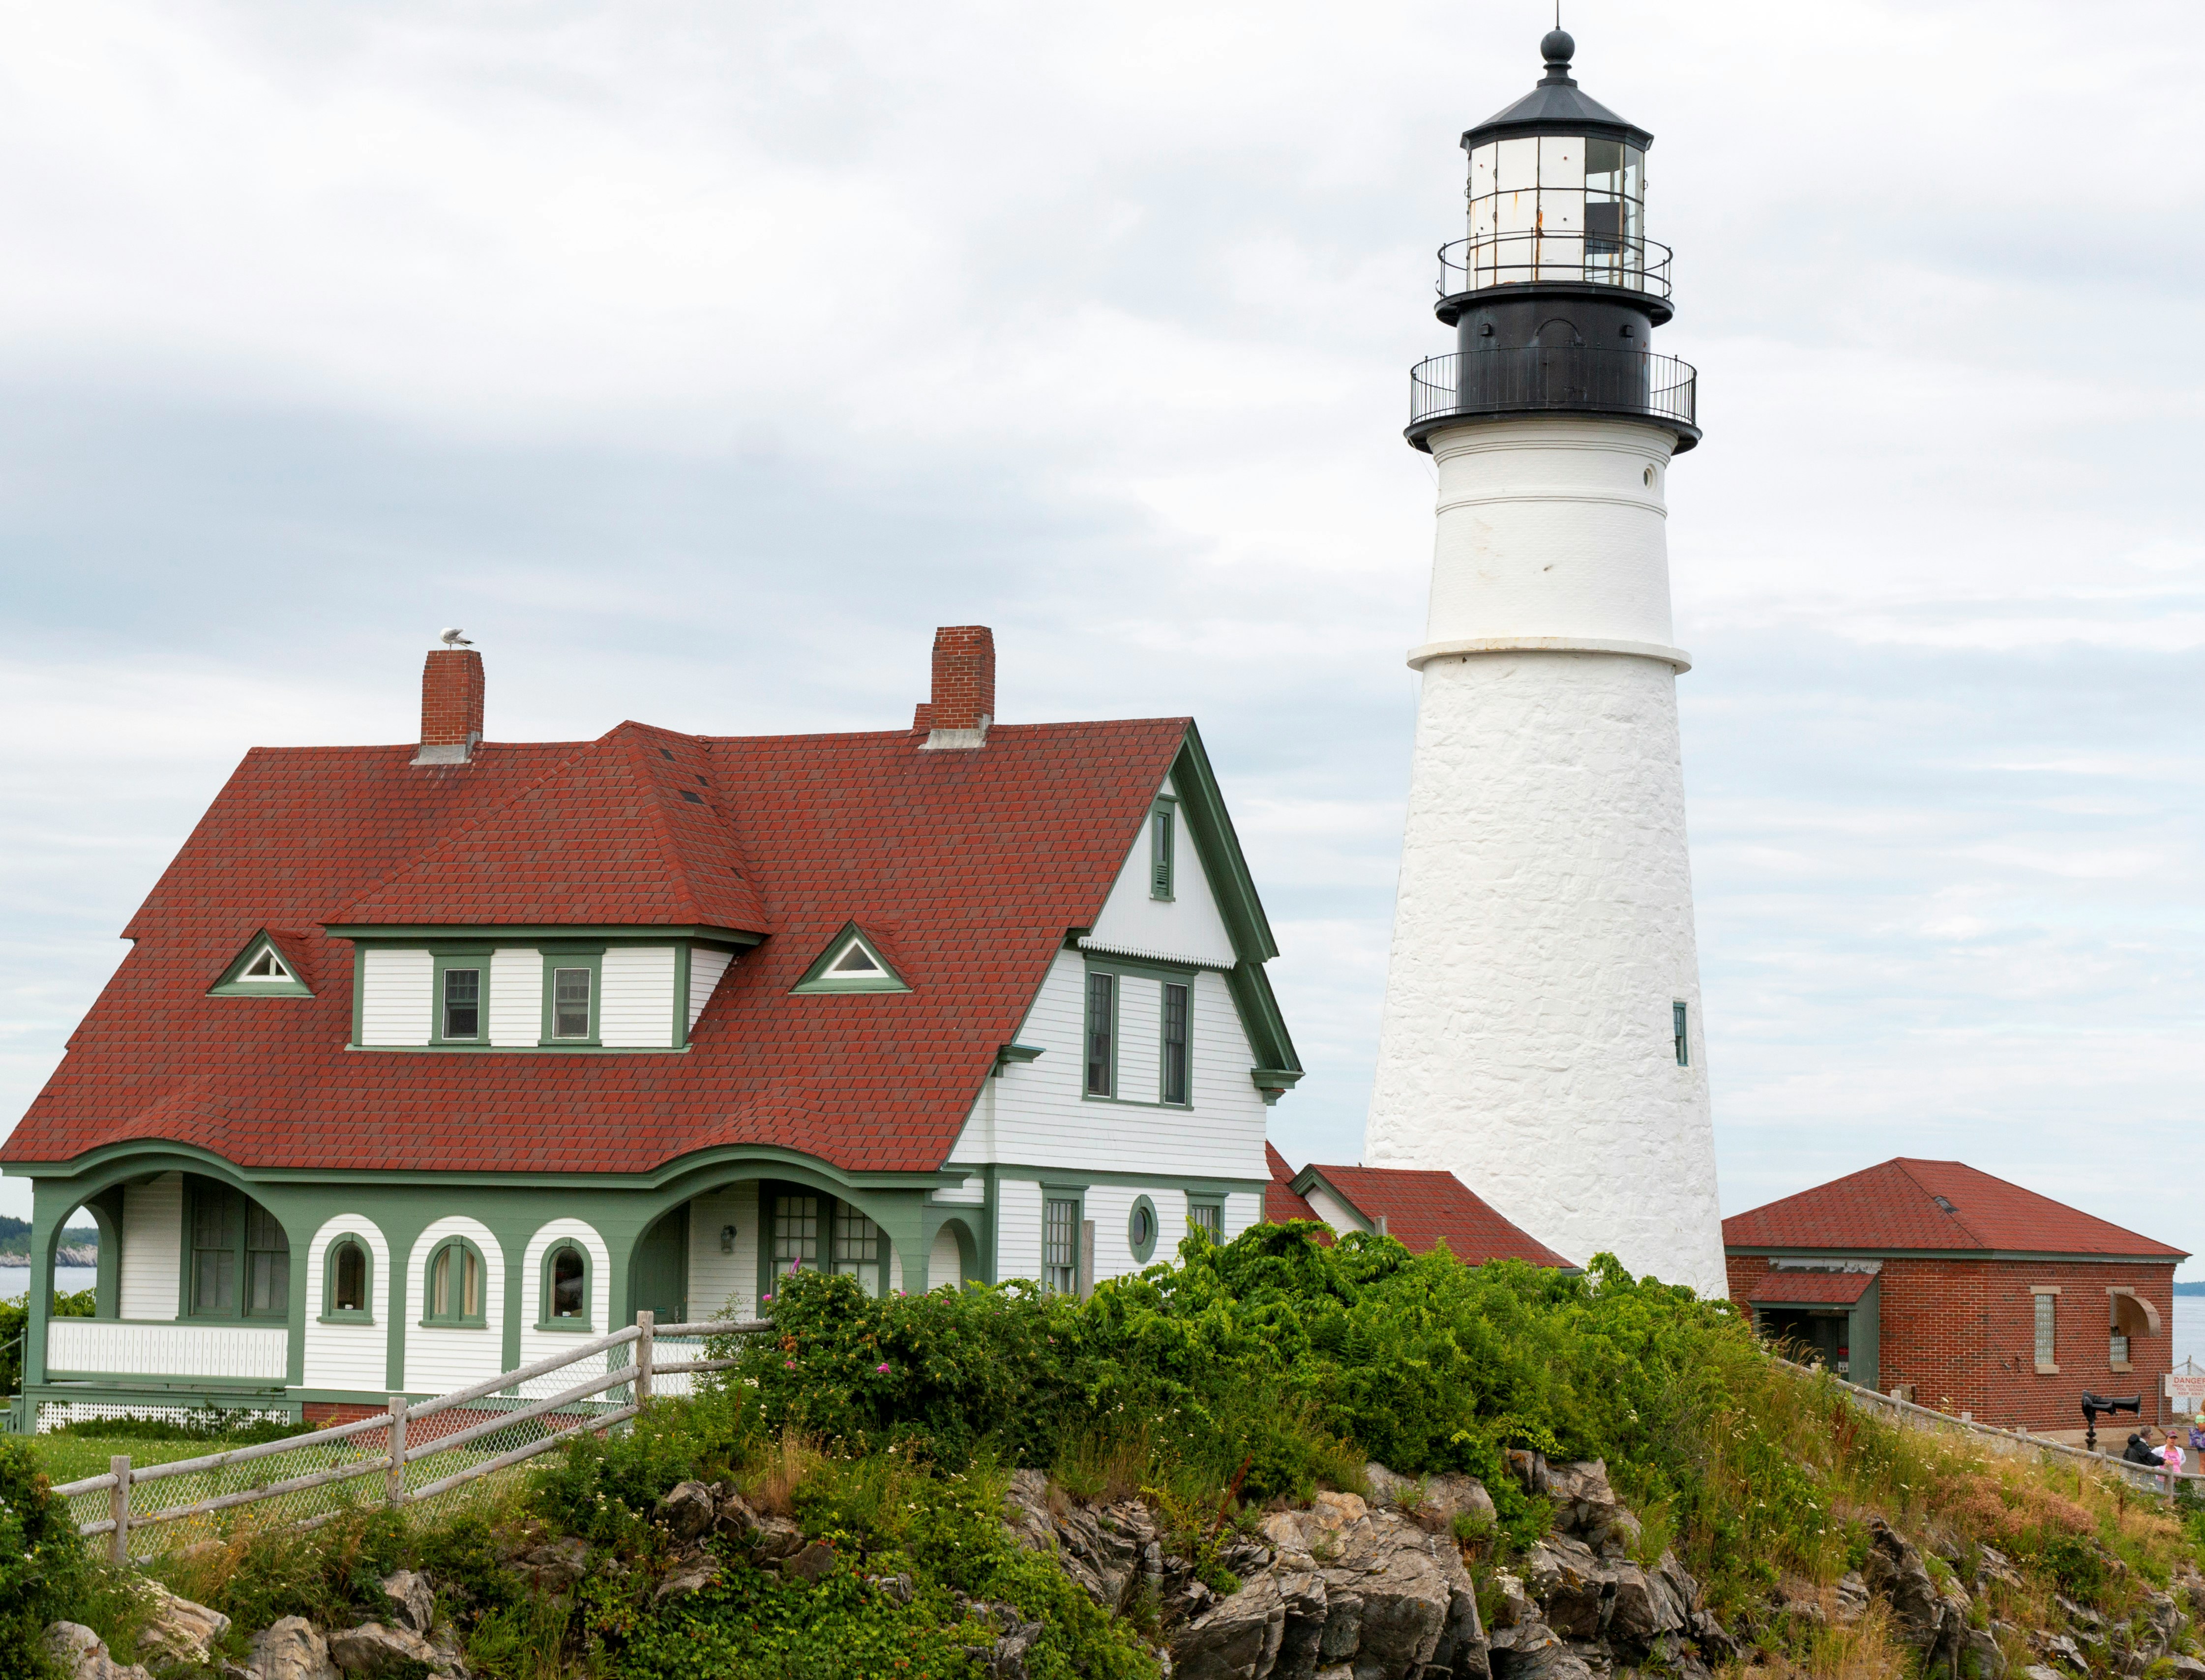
[2162,1433,2187,1477]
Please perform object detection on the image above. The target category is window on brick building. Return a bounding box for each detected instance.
[2033,1292,2056,1367]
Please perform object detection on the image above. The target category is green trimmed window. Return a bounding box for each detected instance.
[541,952,603,1045]
[1162,982,1190,1105]
[1042,1197,1079,1295]
[790,925,910,994]
[186,1182,289,1320]
[208,933,314,997]
[1150,802,1176,899]
[432,950,491,1045]
[540,1240,591,1329]
[1672,1001,1689,1067]
[1127,1196,1159,1265]
[1187,1197,1222,1246]
[322,1236,372,1323]
[424,1236,488,1327]
[772,1194,820,1284]
[831,1204,884,1297]
[1085,973,1116,1097]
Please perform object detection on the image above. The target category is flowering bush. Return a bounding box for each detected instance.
[0,1433,95,1678]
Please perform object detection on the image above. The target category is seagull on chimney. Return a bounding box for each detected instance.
[440,628,474,648]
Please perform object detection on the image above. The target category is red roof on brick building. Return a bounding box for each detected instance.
[2,713,1264,1179]
[1292,1162,1576,1269]
[1723,1159,2186,1260]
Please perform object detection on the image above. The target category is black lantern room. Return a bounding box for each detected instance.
[1407,31,1699,452]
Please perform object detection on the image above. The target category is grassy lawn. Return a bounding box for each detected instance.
[28,1432,250,1485]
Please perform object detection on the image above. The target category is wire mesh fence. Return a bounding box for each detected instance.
[51,1314,765,1560]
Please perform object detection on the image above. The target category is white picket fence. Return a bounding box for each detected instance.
[50,1312,765,1560]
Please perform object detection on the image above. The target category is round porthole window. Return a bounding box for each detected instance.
[1128,1195,1160,1265]
[1642,465,1656,488]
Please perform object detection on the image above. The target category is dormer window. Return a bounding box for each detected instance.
[791,924,910,994]
[240,949,294,982]
[209,931,313,997]
[443,967,481,1039]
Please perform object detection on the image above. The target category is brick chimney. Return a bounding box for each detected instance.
[918,625,994,751]
[414,648,484,765]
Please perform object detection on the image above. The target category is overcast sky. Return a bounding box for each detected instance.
[2,0,2201,1273]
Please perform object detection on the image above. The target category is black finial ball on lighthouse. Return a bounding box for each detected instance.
[1540,29,1574,70]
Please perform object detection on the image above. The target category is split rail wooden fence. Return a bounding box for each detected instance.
[49,1312,766,1561]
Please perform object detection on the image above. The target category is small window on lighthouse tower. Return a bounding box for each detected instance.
[1672,1001,1689,1067]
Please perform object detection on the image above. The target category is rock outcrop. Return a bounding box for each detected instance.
[41,1623,154,1680]
[250,1617,340,1680]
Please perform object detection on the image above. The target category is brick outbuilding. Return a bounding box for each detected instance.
[1724,1159,2187,1432]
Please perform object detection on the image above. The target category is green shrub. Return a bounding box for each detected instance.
[0,1288,96,1400]
[0,1434,97,1678]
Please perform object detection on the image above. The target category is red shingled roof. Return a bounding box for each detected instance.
[3,717,1195,1177]
[1299,1164,1576,1269]
[1745,1268,1876,1306]
[1264,1143,1325,1231]
[1723,1159,2186,1260]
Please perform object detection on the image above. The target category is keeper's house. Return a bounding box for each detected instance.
[1724,1159,2185,1430]
[0,627,1301,1430]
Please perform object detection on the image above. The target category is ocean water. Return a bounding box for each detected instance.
[2175,1297,2205,1376]
[0,1266,100,1300]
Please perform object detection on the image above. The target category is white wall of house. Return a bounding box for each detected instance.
[302,1215,391,1392]
[119,1173,183,1321]
[402,1216,506,1393]
[517,1218,612,1371]
[359,949,433,1046]
[1085,775,1237,968]
[997,1178,1043,1284]
[1224,1190,1261,1240]
[1300,1184,1363,1235]
[686,1183,759,1323]
[489,948,543,1046]
[927,1225,964,1288]
[600,948,676,1048]
[950,954,1267,1182]
[688,949,735,1031]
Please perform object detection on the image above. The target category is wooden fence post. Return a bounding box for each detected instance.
[109,1455,130,1564]
[386,1394,408,1509]
[634,1311,655,1409]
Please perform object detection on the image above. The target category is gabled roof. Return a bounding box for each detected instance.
[1264,1143,1325,1232]
[335,721,768,936]
[1745,1268,1877,1307]
[3,716,1285,1179]
[1292,1162,1576,1270]
[1723,1159,2187,1261]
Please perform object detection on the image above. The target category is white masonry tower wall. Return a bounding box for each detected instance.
[1362,30,1725,1294]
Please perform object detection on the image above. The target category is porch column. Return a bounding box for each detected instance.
[24,1184,66,1388]
[869,1192,929,1297]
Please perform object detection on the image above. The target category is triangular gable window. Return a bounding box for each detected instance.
[791,924,909,995]
[209,932,313,998]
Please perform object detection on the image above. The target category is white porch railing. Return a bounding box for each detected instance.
[51,1312,767,1560]
[47,1321,289,1383]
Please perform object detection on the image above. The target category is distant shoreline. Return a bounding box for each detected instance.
[0,1246,97,1268]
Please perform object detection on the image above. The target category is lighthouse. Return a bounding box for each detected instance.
[1362,29,1725,1294]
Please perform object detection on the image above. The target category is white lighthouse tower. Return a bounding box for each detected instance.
[1363,29,1725,1294]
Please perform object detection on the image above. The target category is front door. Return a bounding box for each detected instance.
[631,1206,689,1324]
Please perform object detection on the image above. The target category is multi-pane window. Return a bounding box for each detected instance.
[1150,806,1175,899]
[1188,1201,1222,1245]
[832,1205,885,1297]
[1085,973,1116,1096]
[443,966,481,1040]
[1043,1198,1079,1295]
[426,1238,485,1325]
[189,1184,288,1319]
[245,1203,289,1316]
[2111,1330,2130,1364]
[552,967,593,1039]
[547,1243,587,1322]
[773,1195,820,1280]
[329,1238,369,1316]
[191,1190,238,1316]
[1672,1001,1689,1067]
[1162,983,1190,1105]
[2033,1293,2056,1366]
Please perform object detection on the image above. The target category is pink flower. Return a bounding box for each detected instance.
[876,1362,891,1374]
[784,1359,796,1368]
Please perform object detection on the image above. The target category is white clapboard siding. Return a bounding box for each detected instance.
[1116,974,1162,1104]
[949,954,1268,1181]
[686,1184,759,1324]
[302,1216,391,1392]
[929,1179,985,1206]
[518,1218,613,1372]
[1084,774,1238,969]
[119,1173,183,1321]
[360,949,433,1046]
[689,948,734,1031]
[49,1320,287,1381]
[489,947,543,1047]
[928,1226,963,1288]
[1084,1183,1140,1280]
[600,947,677,1048]
[1223,1191,1261,1241]
[996,1179,1043,1286]
[402,1216,506,1394]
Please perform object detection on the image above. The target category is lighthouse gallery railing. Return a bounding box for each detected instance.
[1409,348,1697,432]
